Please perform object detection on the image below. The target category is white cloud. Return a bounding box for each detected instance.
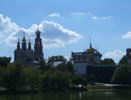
[92,16,112,20]
[122,31,131,39]
[103,50,125,63]
[70,12,90,16]
[92,16,99,20]
[0,14,19,37]
[48,13,60,17]
[0,14,82,48]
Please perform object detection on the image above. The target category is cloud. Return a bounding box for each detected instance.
[92,16,112,20]
[48,13,60,17]
[0,14,19,38]
[103,50,125,63]
[70,12,90,16]
[0,14,82,48]
[122,32,131,39]
[92,16,99,20]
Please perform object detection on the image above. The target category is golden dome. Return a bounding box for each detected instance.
[85,43,96,53]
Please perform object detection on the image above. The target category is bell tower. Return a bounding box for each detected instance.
[34,28,43,61]
[22,32,27,50]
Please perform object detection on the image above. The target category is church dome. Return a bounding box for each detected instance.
[85,43,96,53]
[36,30,40,34]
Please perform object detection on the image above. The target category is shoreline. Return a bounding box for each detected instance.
[0,83,130,95]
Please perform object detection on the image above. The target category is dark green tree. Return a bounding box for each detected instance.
[1,62,26,91]
[42,70,71,90]
[0,57,11,67]
[71,75,88,88]
[111,65,130,84]
[100,58,115,65]
[88,73,96,84]
[48,56,67,66]
[23,67,40,89]
[56,62,75,74]
[119,56,128,65]
[39,60,51,72]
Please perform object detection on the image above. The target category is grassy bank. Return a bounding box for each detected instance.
[87,83,112,90]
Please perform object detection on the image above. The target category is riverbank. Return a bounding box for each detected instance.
[0,83,130,95]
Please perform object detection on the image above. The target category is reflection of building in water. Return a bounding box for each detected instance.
[72,43,102,75]
[14,30,43,66]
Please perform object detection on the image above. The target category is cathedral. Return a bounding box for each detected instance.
[14,30,44,66]
[72,43,102,75]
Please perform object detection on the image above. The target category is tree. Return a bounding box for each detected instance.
[56,62,75,74]
[100,58,115,65]
[119,56,128,65]
[0,57,11,67]
[88,73,96,84]
[42,70,71,90]
[1,62,25,91]
[23,67,41,89]
[48,56,67,66]
[71,75,88,88]
[111,65,130,84]
[39,60,51,72]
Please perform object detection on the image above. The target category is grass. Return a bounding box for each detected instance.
[0,87,6,91]
[87,83,112,90]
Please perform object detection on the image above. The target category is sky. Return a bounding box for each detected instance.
[0,0,131,63]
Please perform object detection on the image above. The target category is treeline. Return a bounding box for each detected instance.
[111,65,131,85]
[0,56,88,92]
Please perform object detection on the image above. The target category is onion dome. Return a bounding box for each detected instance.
[85,43,96,53]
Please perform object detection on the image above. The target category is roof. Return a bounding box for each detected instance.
[85,43,96,53]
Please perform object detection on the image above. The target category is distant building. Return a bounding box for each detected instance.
[72,43,102,75]
[14,30,43,66]
[72,43,118,83]
[87,65,117,83]
[126,48,131,64]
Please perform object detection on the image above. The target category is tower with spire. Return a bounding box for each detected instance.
[72,42,102,75]
[14,29,43,66]
[34,28,43,61]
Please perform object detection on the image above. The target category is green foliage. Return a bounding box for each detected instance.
[42,70,71,90]
[39,60,51,72]
[111,65,131,84]
[0,63,42,91]
[88,73,96,83]
[23,67,41,89]
[100,58,115,65]
[56,62,75,74]
[119,56,128,65]
[48,56,66,65]
[0,57,11,67]
[71,75,88,88]
[1,62,25,91]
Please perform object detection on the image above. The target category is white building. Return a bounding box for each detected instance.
[72,43,102,75]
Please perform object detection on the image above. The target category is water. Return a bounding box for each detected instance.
[0,89,131,100]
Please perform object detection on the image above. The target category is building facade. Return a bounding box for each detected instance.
[126,48,131,64]
[72,43,102,75]
[14,30,43,66]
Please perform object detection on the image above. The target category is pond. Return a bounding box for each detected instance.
[0,89,131,100]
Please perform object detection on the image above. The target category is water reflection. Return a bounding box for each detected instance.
[0,89,131,100]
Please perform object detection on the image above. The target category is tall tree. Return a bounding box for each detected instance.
[48,56,67,65]
[100,58,115,65]
[111,65,130,84]
[0,57,11,67]
[1,62,25,91]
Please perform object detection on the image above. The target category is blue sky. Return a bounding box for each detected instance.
[0,0,131,63]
